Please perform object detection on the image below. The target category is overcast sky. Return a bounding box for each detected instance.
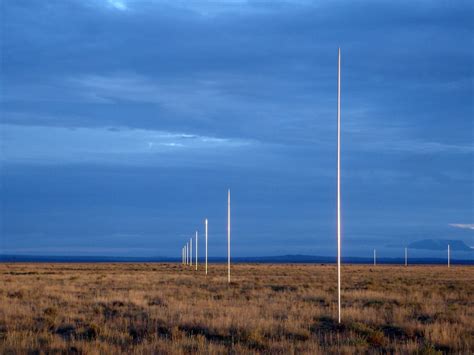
[1,0,473,258]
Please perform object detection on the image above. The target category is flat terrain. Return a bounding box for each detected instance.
[0,263,473,354]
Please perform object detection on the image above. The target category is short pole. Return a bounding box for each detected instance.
[190,238,193,267]
[448,244,450,268]
[405,247,407,267]
[195,231,198,271]
[373,249,376,266]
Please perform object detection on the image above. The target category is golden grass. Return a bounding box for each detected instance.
[0,263,473,354]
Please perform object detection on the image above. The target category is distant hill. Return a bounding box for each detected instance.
[1,254,473,264]
[408,239,472,251]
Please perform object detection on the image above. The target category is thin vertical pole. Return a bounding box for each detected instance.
[205,218,208,275]
[228,189,231,283]
[373,249,376,266]
[337,47,342,324]
[405,247,407,266]
[195,231,198,271]
[190,238,193,267]
[448,244,450,268]
[186,243,188,265]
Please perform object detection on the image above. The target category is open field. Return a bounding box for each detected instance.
[0,263,473,354]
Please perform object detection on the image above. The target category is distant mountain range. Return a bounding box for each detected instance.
[1,254,473,265]
[408,239,472,251]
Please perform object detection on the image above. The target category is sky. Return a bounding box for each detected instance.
[0,0,473,258]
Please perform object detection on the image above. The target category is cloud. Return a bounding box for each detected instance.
[69,73,233,112]
[449,224,474,230]
[0,124,257,166]
[2,1,472,150]
[107,0,127,11]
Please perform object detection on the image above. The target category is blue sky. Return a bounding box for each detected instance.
[1,0,473,258]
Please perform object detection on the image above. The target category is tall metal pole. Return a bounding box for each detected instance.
[186,243,189,265]
[228,189,231,283]
[405,247,407,266]
[190,237,193,267]
[195,231,198,271]
[205,218,208,275]
[337,47,342,324]
[373,249,376,266]
[448,244,450,268]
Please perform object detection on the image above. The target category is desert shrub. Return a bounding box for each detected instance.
[381,324,408,340]
[0,324,6,341]
[416,314,436,324]
[419,343,443,355]
[7,290,24,299]
[80,323,101,341]
[55,324,76,340]
[128,324,149,344]
[43,307,57,317]
[367,330,386,347]
[285,328,310,342]
[246,329,267,350]
[310,316,345,334]
[147,296,167,307]
[303,295,328,306]
[363,299,385,308]
[270,285,297,292]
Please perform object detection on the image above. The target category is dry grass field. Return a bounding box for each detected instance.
[0,263,473,354]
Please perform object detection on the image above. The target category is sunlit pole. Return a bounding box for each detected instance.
[373,249,376,266]
[195,231,198,271]
[190,237,193,267]
[186,243,189,265]
[336,47,342,324]
[448,244,450,268]
[205,218,208,275]
[228,189,231,283]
